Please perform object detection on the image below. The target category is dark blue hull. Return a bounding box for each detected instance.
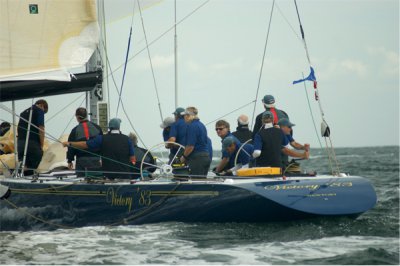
[0,176,377,230]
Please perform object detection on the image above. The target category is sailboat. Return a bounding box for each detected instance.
[0,0,376,230]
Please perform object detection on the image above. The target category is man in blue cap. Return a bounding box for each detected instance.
[63,118,136,179]
[167,107,188,162]
[252,111,286,167]
[278,118,310,167]
[252,94,289,139]
[219,136,254,176]
[214,120,240,173]
[253,112,308,168]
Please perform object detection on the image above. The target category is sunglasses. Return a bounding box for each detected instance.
[215,127,226,131]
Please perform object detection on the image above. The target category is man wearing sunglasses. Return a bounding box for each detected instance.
[214,120,240,173]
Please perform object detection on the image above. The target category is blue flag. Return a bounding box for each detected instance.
[293,67,316,84]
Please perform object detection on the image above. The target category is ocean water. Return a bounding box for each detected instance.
[1,146,399,265]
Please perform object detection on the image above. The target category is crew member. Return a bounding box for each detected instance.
[129,132,156,177]
[278,118,310,167]
[232,114,252,143]
[253,112,308,168]
[214,120,240,173]
[168,107,188,159]
[0,122,10,137]
[63,118,135,180]
[17,99,48,175]
[180,107,211,177]
[207,137,213,161]
[160,116,175,162]
[221,136,254,175]
[66,107,103,177]
[0,122,11,155]
[252,95,289,138]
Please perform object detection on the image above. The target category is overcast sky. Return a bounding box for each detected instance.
[2,0,399,150]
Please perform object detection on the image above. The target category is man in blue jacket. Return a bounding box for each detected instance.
[180,107,211,178]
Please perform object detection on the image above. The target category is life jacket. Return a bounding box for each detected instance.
[75,121,101,140]
[268,108,288,125]
[100,133,132,179]
[256,127,283,168]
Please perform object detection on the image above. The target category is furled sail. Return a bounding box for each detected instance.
[0,0,99,82]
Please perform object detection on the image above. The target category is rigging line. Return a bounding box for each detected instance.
[116,0,136,116]
[293,0,340,173]
[293,0,311,65]
[328,136,341,174]
[137,0,164,122]
[46,93,85,123]
[3,198,73,230]
[97,39,148,149]
[0,116,143,172]
[250,0,275,130]
[274,2,302,43]
[324,137,335,176]
[302,73,323,150]
[59,97,87,138]
[1,105,69,144]
[106,0,211,79]
[293,0,326,117]
[205,100,255,126]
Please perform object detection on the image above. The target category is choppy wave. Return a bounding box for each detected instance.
[1,225,398,264]
[0,146,399,265]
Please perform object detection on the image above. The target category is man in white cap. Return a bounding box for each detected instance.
[63,118,136,179]
[180,107,211,177]
[160,116,175,162]
[232,114,253,143]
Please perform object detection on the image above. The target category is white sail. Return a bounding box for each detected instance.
[0,0,99,82]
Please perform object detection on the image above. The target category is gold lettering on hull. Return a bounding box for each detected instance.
[106,188,134,212]
[264,182,353,191]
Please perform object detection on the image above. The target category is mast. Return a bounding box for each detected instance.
[174,0,178,109]
[88,0,108,132]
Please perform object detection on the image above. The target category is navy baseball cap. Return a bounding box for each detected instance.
[173,107,185,115]
[278,118,295,128]
[262,111,274,119]
[262,95,275,104]
[108,118,121,129]
[222,136,236,150]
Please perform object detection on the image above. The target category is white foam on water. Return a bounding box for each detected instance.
[0,224,398,265]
